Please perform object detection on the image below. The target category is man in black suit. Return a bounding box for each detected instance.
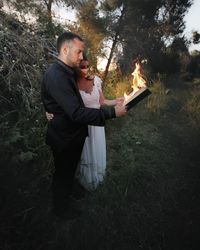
[41,32,126,218]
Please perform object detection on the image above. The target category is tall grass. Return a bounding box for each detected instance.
[146,79,168,115]
[55,75,200,250]
[182,88,200,127]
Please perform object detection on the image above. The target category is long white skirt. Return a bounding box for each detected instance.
[77,125,106,191]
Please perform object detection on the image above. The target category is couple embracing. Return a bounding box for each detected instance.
[41,32,126,219]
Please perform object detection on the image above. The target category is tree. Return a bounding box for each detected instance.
[187,51,200,78]
[71,0,107,69]
[100,1,126,82]
[192,31,200,45]
[99,0,193,76]
[5,0,78,37]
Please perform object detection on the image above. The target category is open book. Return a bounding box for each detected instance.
[123,86,151,111]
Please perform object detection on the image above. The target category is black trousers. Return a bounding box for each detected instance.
[51,137,85,213]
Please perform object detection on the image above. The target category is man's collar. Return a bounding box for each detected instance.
[54,58,75,75]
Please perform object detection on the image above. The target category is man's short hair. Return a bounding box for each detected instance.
[83,51,88,61]
[57,32,83,53]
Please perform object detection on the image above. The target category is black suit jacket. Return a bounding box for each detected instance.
[41,59,116,152]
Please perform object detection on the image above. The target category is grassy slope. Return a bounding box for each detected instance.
[63,84,199,250]
[1,83,200,250]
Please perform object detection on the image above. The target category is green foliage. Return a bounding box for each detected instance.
[0,11,50,168]
[6,0,197,79]
[186,51,200,78]
[102,70,129,98]
[192,31,200,44]
[146,78,168,115]
[182,87,200,127]
[100,0,193,76]
[6,0,73,39]
[71,0,107,68]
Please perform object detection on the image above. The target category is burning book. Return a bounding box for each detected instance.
[123,59,151,110]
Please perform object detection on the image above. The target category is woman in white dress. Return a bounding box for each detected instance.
[76,58,124,191]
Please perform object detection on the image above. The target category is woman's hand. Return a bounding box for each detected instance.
[46,112,54,121]
[99,90,105,105]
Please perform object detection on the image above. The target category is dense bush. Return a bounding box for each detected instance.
[1,13,43,156]
[0,11,58,202]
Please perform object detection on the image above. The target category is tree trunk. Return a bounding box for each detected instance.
[102,5,126,85]
[44,0,53,22]
[102,33,119,85]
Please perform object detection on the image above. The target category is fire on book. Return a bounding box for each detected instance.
[123,58,151,109]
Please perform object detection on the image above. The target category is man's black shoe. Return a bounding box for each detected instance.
[70,182,87,201]
[52,206,81,220]
[52,196,82,220]
[70,191,85,201]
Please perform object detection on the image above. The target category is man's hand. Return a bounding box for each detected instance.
[84,79,94,94]
[46,112,54,121]
[114,103,127,117]
[116,97,125,105]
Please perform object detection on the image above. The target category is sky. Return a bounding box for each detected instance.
[184,0,200,51]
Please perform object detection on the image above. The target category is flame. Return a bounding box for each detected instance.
[131,62,146,90]
[124,61,147,103]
